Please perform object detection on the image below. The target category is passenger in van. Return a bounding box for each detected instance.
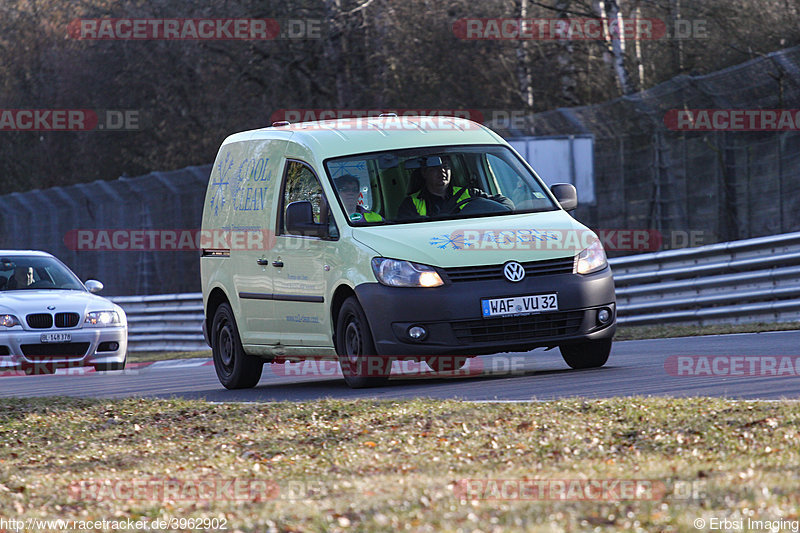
[334,174,383,222]
[396,156,514,219]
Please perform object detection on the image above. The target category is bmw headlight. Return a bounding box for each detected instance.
[0,314,20,327]
[371,258,444,288]
[85,311,121,326]
[575,240,608,275]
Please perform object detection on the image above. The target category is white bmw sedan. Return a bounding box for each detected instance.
[0,250,127,373]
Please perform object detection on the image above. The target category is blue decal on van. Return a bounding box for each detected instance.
[234,187,270,211]
[329,160,366,177]
[430,233,469,250]
[429,229,562,250]
[210,154,273,216]
[250,158,271,181]
[209,151,234,216]
[286,314,320,323]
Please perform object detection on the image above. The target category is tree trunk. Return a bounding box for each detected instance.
[633,4,645,89]
[515,0,535,108]
[323,0,352,108]
[595,0,635,95]
[669,0,685,73]
[554,0,579,105]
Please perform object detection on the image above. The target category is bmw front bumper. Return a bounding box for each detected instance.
[0,325,128,370]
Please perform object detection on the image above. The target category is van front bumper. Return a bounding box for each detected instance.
[355,266,615,357]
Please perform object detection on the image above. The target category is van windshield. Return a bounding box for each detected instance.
[324,145,557,225]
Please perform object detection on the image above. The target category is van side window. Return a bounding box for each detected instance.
[281,160,324,234]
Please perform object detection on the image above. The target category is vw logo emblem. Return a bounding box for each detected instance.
[503,261,525,282]
[47,305,56,310]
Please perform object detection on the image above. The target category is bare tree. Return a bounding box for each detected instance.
[1,0,800,194]
[593,0,635,94]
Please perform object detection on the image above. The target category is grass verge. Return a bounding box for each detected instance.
[1,397,799,532]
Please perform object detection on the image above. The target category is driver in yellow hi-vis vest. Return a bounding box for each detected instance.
[334,174,383,223]
[397,156,513,219]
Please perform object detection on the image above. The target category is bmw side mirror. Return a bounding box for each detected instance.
[85,280,104,293]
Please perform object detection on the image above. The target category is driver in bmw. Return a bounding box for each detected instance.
[396,155,513,219]
[6,266,33,289]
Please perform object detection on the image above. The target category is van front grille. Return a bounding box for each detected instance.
[443,257,574,283]
[451,311,584,344]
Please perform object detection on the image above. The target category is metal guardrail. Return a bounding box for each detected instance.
[110,293,207,352]
[112,231,800,350]
[609,231,800,326]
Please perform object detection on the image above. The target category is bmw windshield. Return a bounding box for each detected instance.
[0,256,86,291]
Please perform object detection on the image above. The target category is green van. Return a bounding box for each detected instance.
[201,116,615,389]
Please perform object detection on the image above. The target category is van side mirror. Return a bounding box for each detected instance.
[286,201,325,237]
[550,183,578,211]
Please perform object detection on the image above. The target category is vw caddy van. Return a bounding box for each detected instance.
[201,115,615,389]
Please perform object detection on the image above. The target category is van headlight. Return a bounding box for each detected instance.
[574,241,608,274]
[85,311,121,326]
[371,258,444,288]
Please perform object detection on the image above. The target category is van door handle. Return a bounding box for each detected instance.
[272,260,284,268]
[256,258,269,266]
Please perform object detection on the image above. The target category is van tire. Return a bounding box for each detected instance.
[559,339,612,369]
[336,296,390,388]
[211,303,263,389]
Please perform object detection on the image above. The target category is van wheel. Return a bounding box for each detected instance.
[336,296,390,388]
[425,356,468,373]
[211,303,263,389]
[559,339,612,369]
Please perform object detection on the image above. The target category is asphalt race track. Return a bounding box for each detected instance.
[1,331,799,402]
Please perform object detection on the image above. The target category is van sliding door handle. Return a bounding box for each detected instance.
[256,258,270,265]
[272,260,284,268]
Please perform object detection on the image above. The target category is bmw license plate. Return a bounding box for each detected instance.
[481,293,558,318]
[40,332,71,343]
